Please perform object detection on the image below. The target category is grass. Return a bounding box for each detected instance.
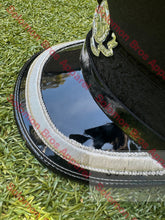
[0,0,165,219]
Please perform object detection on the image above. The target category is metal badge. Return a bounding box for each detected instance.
[90,0,118,57]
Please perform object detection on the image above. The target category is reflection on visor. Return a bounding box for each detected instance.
[41,70,140,152]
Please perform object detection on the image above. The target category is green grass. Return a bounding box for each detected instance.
[0,0,165,219]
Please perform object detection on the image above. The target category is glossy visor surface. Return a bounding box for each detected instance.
[14,41,165,186]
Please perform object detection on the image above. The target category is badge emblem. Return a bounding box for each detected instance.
[90,0,118,57]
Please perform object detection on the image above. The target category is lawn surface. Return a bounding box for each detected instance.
[0,0,165,219]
